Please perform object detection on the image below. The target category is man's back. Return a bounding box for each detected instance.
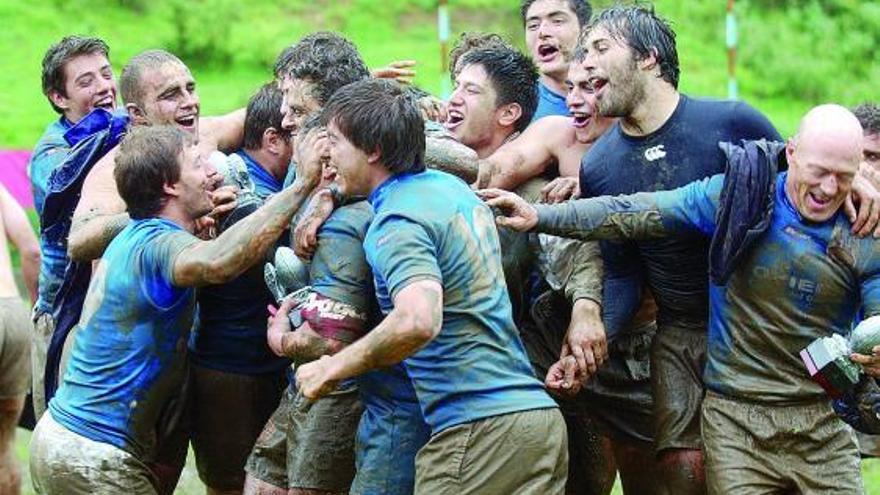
[580,95,780,324]
[365,169,555,433]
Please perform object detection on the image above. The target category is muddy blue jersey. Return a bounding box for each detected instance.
[189,150,289,374]
[579,95,780,328]
[49,218,198,459]
[365,169,556,434]
[535,172,880,403]
[308,199,429,495]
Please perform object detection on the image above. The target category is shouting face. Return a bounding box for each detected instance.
[580,25,646,119]
[524,0,581,82]
[566,62,614,144]
[50,52,117,124]
[132,62,200,135]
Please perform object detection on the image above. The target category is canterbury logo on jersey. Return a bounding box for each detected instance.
[644,145,667,161]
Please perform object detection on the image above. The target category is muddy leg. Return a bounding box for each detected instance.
[656,448,706,495]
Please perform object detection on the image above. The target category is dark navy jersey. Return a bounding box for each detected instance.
[579,95,780,326]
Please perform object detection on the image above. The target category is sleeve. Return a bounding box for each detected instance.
[368,214,442,300]
[563,240,603,304]
[534,174,723,241]
[140,229,200,309]
[310,207,373,311]
[28,137,69,215]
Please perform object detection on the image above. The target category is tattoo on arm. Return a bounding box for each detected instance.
[68,209,130,262]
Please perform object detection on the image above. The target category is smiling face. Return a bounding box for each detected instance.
[524,0,581,83]
[50,52,117,124]
[131,62,200,135]
[445,63,503,156]
[175,143,217,220]
[565,62,614,144]
[580,25,647,119]
[326,120,372,197]
[785,136,859,223]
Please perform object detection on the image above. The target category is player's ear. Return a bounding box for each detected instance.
[498,103,522,129]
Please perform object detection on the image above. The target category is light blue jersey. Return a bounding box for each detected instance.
[365,169,556,434]
[50,218,198,459]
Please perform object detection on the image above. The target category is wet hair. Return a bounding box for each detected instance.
[278,32,370,106]
[321,79,425,175]
[119,49,186,107]
[273,44,297,80]
[41,35,111,114]
[459,46,539,133]
[448,32,511,81]
[520,0,592,27]
[585,5,680,89]
[115,125,192,219]
[854,103,880,135]
[243,83,288,150]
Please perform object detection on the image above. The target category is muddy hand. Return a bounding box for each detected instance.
[418,95,447,123]
[545,355,583,397]
[565,299,607,378]
[476,188,539,232]
[846,164,880,237]
[295,128,329,188]
[267,297,298,357]
[541,176,580,203]
[295,355,340,400]
[293,188,336,259]
[371,60,417,84]
[209,185,238,220]
[852,345,880,377]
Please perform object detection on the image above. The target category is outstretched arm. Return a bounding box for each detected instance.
[295,279,442,399]
[474,117,561,190]
[479,174,722,241]
[173,175,319,287]
[0,186,40,302]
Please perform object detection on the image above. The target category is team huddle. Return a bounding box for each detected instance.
[3,1,880,495]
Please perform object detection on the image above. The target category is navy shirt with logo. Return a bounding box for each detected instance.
[579,95,780,327]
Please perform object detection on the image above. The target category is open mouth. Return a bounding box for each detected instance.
[93,95,115,111]
[588,76,608,95]
[444,109,465,131]
[571,112,591,128]
[537,44,559,63]
[808,191,831,209]
[175,115,197,131]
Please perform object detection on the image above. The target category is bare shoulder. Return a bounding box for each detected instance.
[76,144,124,214]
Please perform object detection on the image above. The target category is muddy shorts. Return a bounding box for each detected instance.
[651,320,707,452]
[414,408,567,495]
[702,391,863,494]
[0,297,30,400]
[521,290,655,442]
[246,381,363,491]
[189,363,286,491]
[855,431,880,457]
[30,413,158,494]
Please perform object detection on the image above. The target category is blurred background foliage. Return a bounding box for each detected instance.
[0,0,877,149]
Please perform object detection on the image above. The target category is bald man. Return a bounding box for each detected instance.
[484,104,880,494]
